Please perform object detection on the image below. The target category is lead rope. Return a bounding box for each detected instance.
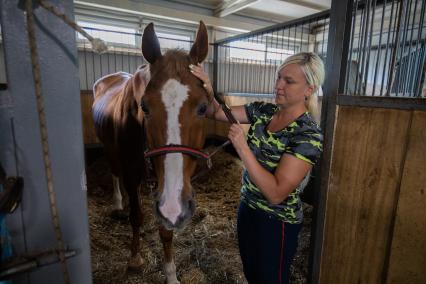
[191,93,238,181]
[24,1,70,283]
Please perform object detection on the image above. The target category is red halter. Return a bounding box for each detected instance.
[144,144,212,168]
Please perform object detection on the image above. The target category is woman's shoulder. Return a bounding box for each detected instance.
[294,113,323,138]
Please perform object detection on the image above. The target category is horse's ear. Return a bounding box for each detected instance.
[190,21,208,64]
[142,23,162,64]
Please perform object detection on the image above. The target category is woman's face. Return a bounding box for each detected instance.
[274,63,313,108]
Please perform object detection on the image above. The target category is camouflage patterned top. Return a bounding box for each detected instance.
[241,102,323,224]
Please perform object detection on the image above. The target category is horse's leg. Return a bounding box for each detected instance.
[124,176,144,269]
[112,175,123,211]
[159,225,179,284]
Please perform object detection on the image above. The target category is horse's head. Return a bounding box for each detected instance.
[140,21,209,229]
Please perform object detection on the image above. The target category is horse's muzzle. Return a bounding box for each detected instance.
[155,198,195,230]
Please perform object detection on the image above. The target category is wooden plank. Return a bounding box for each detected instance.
[337,95,426,111]
[80,91,99,145]
[386,111,426,283]
[320,106,411,283]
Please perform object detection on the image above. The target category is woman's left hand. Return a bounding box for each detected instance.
[228,123,249,155]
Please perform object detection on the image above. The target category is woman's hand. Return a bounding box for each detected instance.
[228,123,250,155]
[189,63,214,97]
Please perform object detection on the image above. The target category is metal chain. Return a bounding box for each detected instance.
[25,1,70,283]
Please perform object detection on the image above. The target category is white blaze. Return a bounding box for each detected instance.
[159,79,189,225]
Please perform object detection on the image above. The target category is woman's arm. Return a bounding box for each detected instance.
[228,123,312,205]
[190,63,249,124]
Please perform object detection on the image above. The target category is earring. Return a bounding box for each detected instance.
[304,96,308,101]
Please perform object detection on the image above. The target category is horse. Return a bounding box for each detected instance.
[92,21,209,284]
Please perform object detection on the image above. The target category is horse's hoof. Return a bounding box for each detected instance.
[127,253,144,270]
[110,209,128,220]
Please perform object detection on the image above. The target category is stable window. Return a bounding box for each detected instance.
[229,41,265,61]
[156,32,191,51]
[266,47,294,62]
[77,21,137,46]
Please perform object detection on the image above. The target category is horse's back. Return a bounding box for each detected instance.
[93,72,132,100]
[92,72,131,130]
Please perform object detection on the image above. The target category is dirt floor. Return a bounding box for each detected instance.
[86,145,312,284]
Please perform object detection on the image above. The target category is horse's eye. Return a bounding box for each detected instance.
[141,101,149,115]
[197,103,208,116]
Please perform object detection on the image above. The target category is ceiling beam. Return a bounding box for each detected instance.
[278,0,329,11]
[214,0,261,18]
[74,0,267,33]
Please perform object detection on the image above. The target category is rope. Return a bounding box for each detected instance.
[25,1,70,283]
[38,0,108,53]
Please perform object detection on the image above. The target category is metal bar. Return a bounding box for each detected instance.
[92,49,96,88]
[386,0,405,96]
[395,0,412,96]
[99,53,103,78]
[107,48,110,74]
[127,34,131,73]
[321,19,326,56]
[114,44,117,72]
[287,24,291,52]
[348,36,426,52]
[363,0,377,96]
[225,46,229,94]
[359,0,371,96]
[248,37,253,94]
[372,0,387,96]
[380,0,397,96]
[354,5,366,96]
[215,10,331,45]
[345,0,360,95]
[417,48,426,97]
[83,40,89,90]
[415,0,426,97]
[263,34,267,93]
[294,24,298,52]
[309,0,355,282]
[337,94,426,110]
[213,43,218,94]
[403,0,420,96]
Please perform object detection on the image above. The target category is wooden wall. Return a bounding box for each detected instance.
[319,106,426,283]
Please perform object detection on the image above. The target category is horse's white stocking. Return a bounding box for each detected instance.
[112,175,123,211]
[164,261,179,284]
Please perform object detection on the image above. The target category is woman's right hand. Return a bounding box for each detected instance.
[189,63,214,96]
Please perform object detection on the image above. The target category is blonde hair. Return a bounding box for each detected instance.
[277,52,325,122]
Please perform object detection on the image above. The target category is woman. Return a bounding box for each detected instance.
[190,52,324,284]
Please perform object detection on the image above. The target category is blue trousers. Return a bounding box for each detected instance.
[237,201,303,284]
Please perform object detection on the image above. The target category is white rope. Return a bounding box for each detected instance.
[38,0,108,53]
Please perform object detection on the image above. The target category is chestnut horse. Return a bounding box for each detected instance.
[92,22,209,283]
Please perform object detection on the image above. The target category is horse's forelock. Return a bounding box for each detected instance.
[151,50,192,79]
